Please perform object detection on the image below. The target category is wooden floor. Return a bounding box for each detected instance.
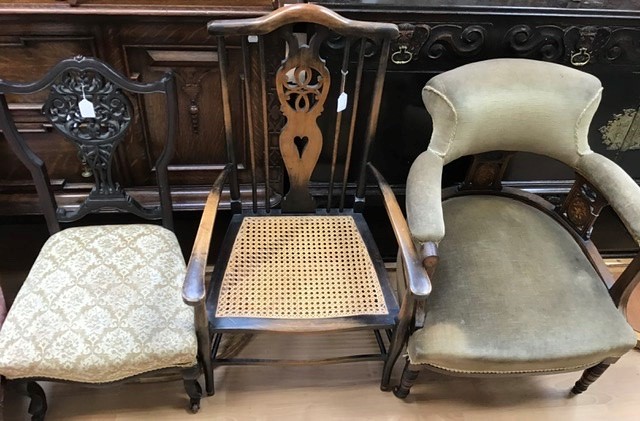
[3,330,640,421]
[2,222,640,420]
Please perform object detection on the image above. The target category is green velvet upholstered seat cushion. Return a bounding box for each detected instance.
[407,195,636,374]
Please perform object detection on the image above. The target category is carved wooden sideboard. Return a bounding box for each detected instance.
[0,0,639,254]
[0,0,276,215]
[319,0,640,255]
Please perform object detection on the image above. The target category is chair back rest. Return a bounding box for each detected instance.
[423,58,602,167]
[208,4,398,213]
[0,56,178,233]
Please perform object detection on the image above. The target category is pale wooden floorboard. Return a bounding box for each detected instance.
[4,330,640,420]
[3,262,640,420]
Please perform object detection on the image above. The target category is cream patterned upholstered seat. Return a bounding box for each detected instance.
[0,224,197,383]
[388,58,640,399]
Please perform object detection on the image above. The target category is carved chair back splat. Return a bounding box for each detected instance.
[212,3,396,214]
[0,55,178,234]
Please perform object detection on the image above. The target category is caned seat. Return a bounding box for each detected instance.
[0,225,196,383]
[388,58,640,399]
[210,214,394,328]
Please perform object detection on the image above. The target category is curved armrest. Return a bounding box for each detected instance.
[368,163,431,298]
[576,153,640,246]
[182,165,231,306]
[406,149,445,244]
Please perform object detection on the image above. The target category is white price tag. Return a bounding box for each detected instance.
[337,92,348,112]
[79,98,96,119]
[248,35,258,43]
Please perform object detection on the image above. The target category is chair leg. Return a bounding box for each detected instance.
[183,366,203,414]
[393,360,421,399]
[195,307,214,397]
[201,352,214,397]
[381,327,407,391]
[571,362,610,395]
[26,381,47,421]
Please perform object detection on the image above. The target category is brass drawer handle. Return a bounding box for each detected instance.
[571,47,592,67]
[391,45,413,65]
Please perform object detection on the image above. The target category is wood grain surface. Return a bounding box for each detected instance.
[3,328,640,420]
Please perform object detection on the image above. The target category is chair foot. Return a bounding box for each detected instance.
[571,363,610,395]
[203,359,214,397]
[380,338,403,392]
[189,397,201,414]
[393,360,420,399]
[380,383,393,392]
[183,366,203,414]
[27,381,47,421]
[381,323,411,392]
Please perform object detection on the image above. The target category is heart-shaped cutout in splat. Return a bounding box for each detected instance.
[293,136,309,159]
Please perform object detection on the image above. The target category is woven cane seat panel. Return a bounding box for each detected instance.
[216,215,388,319]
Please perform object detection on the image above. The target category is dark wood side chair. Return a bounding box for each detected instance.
[389,58,639,399]
[185,3,427,393]
[0,56,211,419]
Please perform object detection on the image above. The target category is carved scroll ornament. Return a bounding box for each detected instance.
[390,23,487,64]
[505,24,640,66]
[42,68,153,221]
[44,70,132,145]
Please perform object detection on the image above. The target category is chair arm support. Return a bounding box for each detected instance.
[610,252,640,309]
[406,149,445,244]
[182,165,231,306]
[576,153,640,246]
[367,163,431,298]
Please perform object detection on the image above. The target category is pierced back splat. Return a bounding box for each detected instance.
[0,56,178,233]
[42,69,153,222]
[277,28,331,212]
[209,3,397,215]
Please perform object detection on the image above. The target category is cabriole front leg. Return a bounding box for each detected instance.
[26,381,47,421]
[182,366,203,413]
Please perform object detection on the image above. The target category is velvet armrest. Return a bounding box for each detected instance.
[406,149,445,244]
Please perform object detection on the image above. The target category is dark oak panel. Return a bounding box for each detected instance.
[0,0,638,257]
[0,3,273,210]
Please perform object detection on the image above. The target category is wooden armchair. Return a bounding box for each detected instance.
[390,58,638,398]
[186,4,425,393]
[0,56,210,419]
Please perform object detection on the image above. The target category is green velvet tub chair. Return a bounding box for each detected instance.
[387,58,639,398]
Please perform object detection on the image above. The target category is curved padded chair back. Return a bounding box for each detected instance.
[424,58,602,167]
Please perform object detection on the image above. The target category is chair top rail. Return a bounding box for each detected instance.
[207,3,399,39]
[0,55,171,95]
